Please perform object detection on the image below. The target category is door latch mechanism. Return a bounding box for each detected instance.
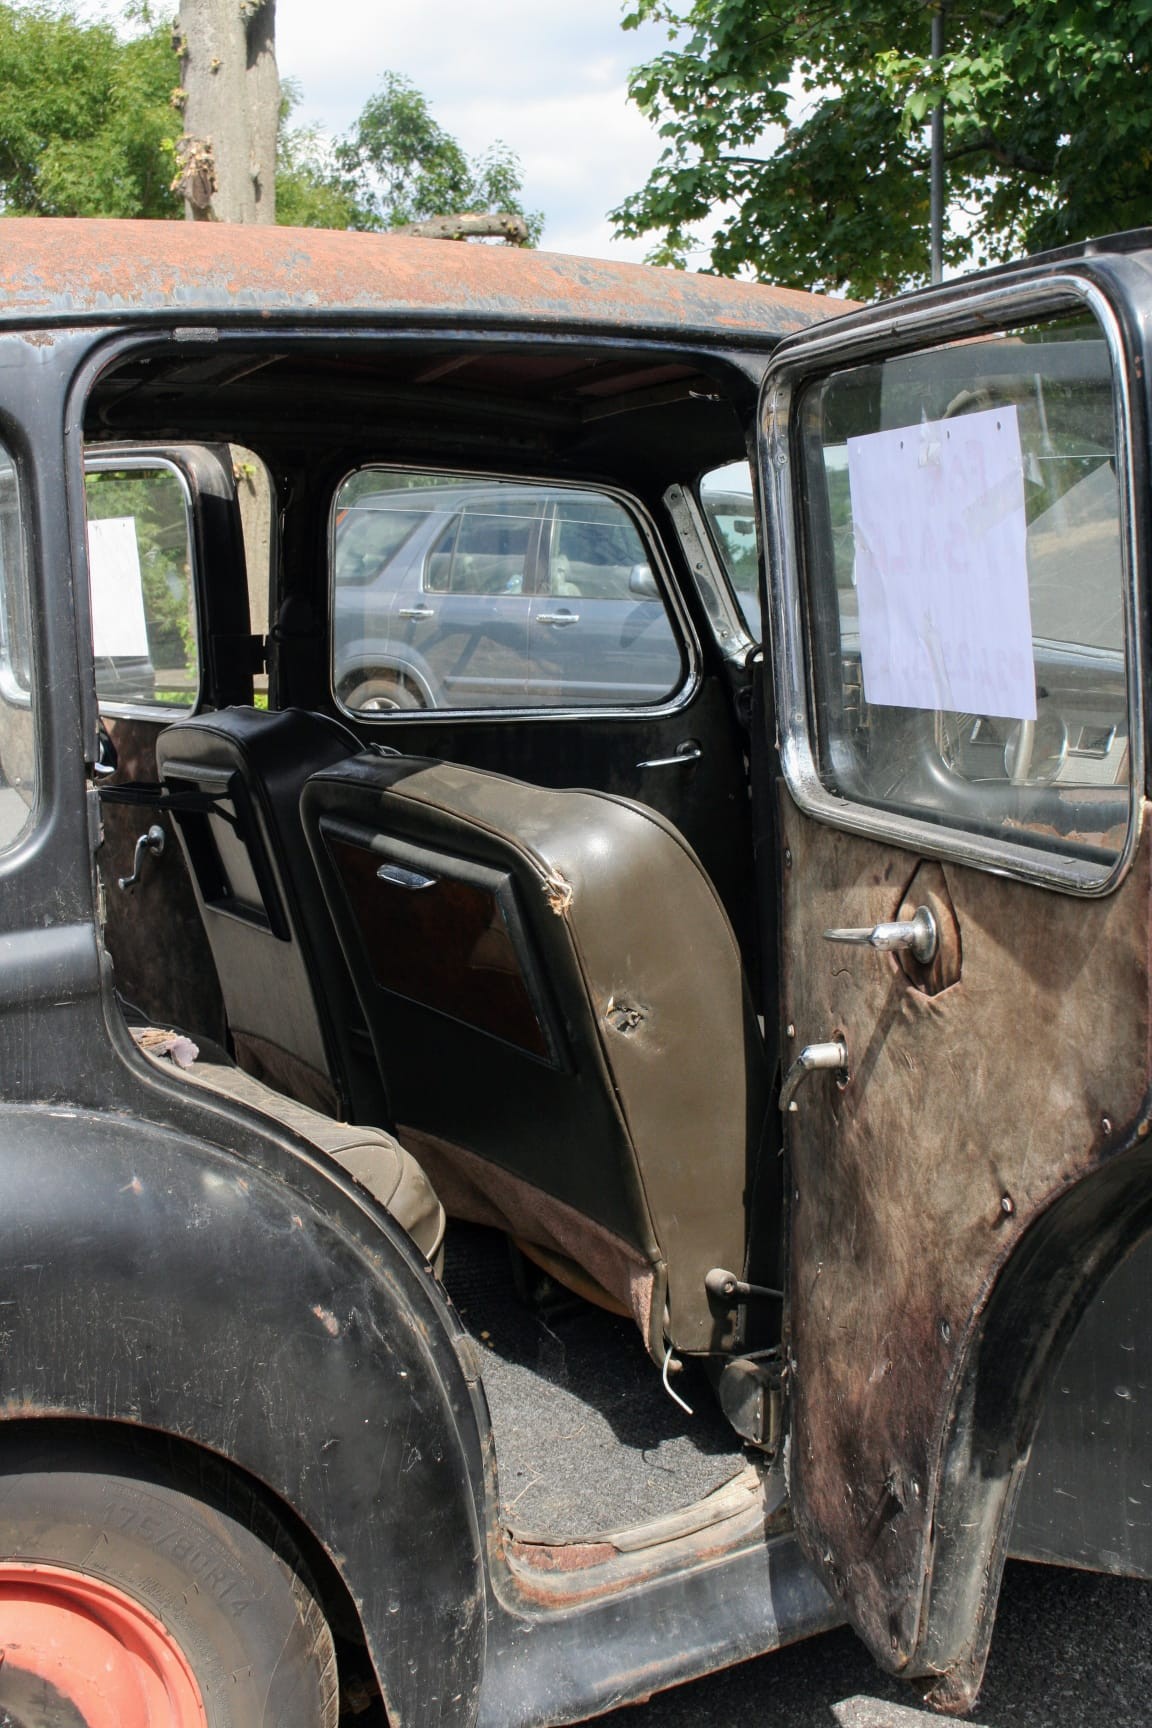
[779,1038,849,1113]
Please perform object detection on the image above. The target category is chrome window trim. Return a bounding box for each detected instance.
[761,273,1144,896]
[663,483,757,666]
[328,461,701,725]
[83,451,201,720]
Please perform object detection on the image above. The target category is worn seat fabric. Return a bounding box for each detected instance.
[136,1030,445,1269]
[155,707,381,1121]
[301,753,767,1361]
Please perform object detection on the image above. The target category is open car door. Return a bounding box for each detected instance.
[759,248,1151,1709]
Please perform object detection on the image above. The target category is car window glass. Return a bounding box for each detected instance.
[84,462,199,712]
[331,469,685,715]
[0,444,36,852]
[796,308,1131,874]
[699,462,761,637]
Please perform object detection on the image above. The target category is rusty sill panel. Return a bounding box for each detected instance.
[0,219,849,342]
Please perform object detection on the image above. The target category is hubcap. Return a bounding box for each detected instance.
[0,1562,207,1728]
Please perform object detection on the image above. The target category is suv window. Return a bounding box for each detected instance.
[332,470,684,714]
[794,308,1131,876]
[0,444,35,852]
[84,460,199,711]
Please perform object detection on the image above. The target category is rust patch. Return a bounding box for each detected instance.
[507,1540,618,1572]
[0,219,853,341]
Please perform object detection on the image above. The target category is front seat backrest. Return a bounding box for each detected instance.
[155,707,382,1121]
[302,753,768,1361]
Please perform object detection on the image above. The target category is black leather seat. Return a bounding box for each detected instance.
[301,753,768,1362]
[155,707,383,1122]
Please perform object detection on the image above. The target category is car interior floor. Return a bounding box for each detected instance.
[441,1221,748,1538]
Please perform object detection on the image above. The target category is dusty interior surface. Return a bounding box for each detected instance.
[442,1223,745,1537]
[780,788,1152,1666]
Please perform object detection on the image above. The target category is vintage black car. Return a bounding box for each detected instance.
[0,219,1150,1727]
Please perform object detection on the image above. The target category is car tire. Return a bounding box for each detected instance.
[0,1435,338,1728]
[343,674,425,713]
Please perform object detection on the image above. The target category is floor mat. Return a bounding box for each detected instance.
[442,1223,747,1538]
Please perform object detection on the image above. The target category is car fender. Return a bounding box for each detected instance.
[0,1098,488,1728]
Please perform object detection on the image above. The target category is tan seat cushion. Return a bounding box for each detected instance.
[135,1029,445,1270]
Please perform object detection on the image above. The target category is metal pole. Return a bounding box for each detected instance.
[929,2,945,284]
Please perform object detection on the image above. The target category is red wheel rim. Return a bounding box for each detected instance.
[0,1561,208,1728]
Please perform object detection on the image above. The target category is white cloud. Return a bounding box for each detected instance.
[274,0,670,259]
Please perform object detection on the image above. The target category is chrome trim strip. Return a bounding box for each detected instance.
[761,272,1144,897]
[663,483,756,666]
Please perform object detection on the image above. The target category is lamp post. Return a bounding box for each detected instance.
[930,1,946,283]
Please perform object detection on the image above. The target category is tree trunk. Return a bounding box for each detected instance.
[175,0,279,224]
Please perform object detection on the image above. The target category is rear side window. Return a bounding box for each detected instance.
[0,443,35,852]
[84,460,199,712]
[331,469,684,715]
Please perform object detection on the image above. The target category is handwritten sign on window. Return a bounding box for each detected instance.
[847,405,1036,721]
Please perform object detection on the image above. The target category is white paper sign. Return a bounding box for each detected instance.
[87,516,150,659]
[847,405,1036,720]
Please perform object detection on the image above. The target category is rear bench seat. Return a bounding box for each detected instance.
[135,1029,446,1271]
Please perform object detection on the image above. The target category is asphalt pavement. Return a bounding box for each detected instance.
[600,1561,1151,1727]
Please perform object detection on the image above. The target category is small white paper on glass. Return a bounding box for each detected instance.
[87,516,150,659]
[846,405,1036,721]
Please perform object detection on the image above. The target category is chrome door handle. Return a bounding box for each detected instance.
[823,905,938,965]
[637,740,702,769]
[398,605,436,620]
[779,1038,849,1113]
[537,611,580,627]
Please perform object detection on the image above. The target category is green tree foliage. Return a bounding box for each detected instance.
[0,1,180,217]
[328,72,543,241]
[0,6,542,241]
[612,1,1152,298]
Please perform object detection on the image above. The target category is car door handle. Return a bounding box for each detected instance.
[397,605,436,620]
[636,740,702,769]
[823,906,938,965]
[537,611,580,627]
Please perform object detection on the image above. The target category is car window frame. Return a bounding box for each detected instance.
[328,463,701,723]
[82,450,202,724]
[761,274,1144,897]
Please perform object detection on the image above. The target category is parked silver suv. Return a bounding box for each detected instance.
[332,475,684,712]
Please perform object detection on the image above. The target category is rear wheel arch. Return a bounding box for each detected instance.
[0,1104,491,1727]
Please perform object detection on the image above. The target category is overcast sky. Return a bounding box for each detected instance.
[273,0,672,261]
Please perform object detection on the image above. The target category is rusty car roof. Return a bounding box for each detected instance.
[0,219,843,343]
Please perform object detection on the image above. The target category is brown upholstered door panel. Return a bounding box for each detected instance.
[779,791,1151,1700]
[761,273,1150,1708]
